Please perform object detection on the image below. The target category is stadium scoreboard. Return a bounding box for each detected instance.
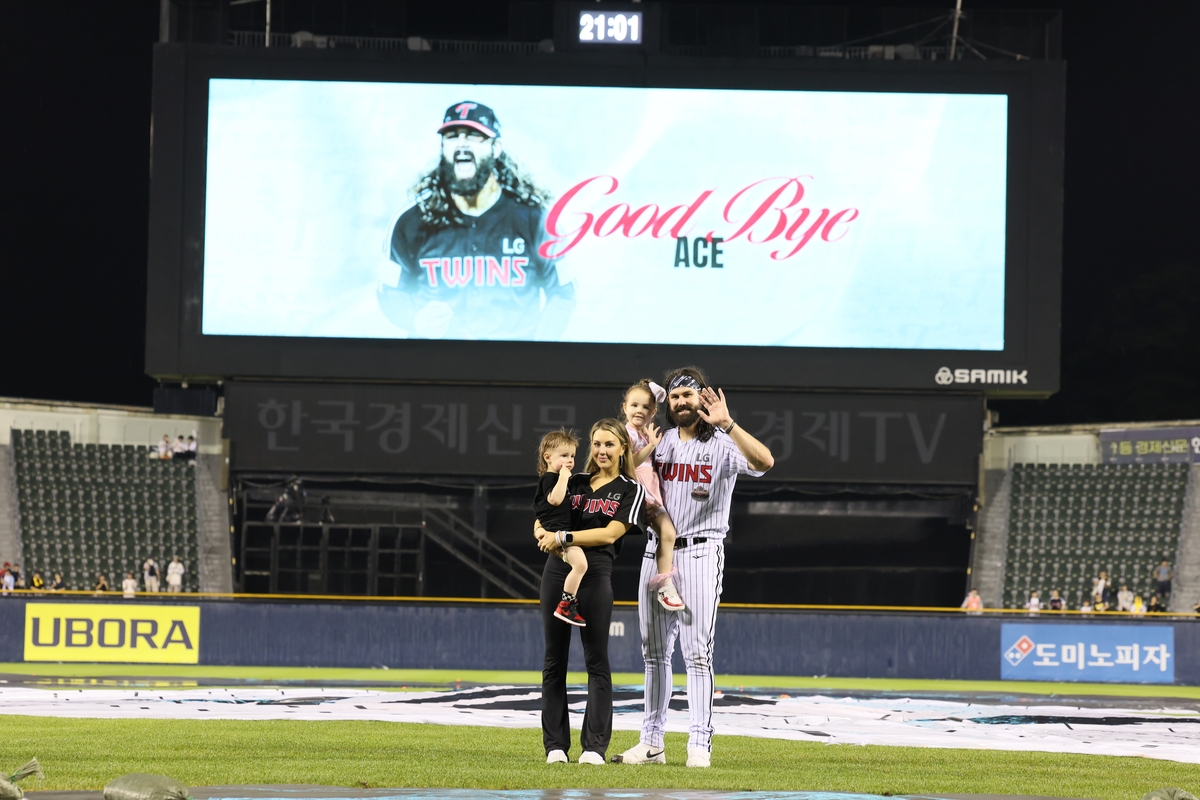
[145,44,1064,396]
[577,11,642,44]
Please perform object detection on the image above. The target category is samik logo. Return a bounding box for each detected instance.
[936,367,1028,386]
[24,603,200,664]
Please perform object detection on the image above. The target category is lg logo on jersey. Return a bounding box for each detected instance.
[501,237,526,254]
[935,367,1028,386]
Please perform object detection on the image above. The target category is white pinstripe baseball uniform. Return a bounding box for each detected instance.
[637,427,764,752]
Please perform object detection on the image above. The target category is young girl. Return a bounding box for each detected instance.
[534,429,589,626]
[622,380,684,611]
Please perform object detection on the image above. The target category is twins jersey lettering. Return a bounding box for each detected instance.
[638,427,764,754]
[381,193,575,339]
[652,428,763,541]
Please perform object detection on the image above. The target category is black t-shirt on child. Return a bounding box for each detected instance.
[534,471,574,533]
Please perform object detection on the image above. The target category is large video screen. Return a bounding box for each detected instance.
[201,80,1008,351]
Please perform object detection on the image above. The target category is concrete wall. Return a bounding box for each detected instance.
[0,397,222,453]
[2,598,1197,685]
[0,446,19,567]
[983,431,1099,470]
[972,468,1010,608]
[1173,466,1200,614]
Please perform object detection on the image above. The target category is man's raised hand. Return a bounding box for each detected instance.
[697,387,733,430]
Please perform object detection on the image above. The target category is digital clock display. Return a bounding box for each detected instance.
[577,11,642,44]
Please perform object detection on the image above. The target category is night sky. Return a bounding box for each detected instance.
[3,0,1197,427]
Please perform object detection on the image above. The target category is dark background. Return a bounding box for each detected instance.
[3,0,1198,425]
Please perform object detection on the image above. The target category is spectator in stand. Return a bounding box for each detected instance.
[166,557,185,592]
[171,436,187,458]
[157,435,173,459]
[1093,593,1107,613]
[50,573,65,591]
[1131,595,1146,616]
[1092,572,1111,606]
[1153,560,1174,601]
[1025,591,1041,616]
[1,566,13,596]
[1048,590,1064,611]
[143,557,161,592]
[960,589,983,615]
[93,574,110,595]
[121,573,138,599]
[30,571,45,595]
[11,564,24,589]
[1117,584,1134,613]
[185,436,198,462]
[1079,597,1094,616]
[1147,594,1166,614]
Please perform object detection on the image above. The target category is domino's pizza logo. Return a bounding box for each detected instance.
[1004,635,1035,666]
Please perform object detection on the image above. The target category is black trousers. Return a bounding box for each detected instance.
[540,551,614,756]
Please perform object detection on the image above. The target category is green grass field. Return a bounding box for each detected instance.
[1,717,1196,800]
[1,664,1197,799]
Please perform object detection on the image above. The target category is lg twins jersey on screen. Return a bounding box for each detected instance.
[380,193,575,340]
[653,428,764,539]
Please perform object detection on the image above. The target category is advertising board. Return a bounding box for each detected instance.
[1099,427,1200,465]
[24,603,201,664]
[1000,623,1174,684]
[225,381,983,482]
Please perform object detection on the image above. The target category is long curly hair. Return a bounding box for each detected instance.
[663,366,715,443]
[412,151,550,229]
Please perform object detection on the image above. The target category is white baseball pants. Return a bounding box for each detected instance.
[637,535,724,752]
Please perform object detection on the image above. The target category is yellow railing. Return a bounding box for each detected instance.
[3,587,1196,617]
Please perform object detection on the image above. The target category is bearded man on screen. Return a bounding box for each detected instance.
[378,101,575,340]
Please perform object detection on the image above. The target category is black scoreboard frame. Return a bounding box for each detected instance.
[146,43,1064,396]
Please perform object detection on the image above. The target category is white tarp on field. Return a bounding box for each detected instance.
[1,685,1197,764]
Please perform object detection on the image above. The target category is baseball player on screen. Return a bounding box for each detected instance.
[378,101,575,340]
[614,367,774,768]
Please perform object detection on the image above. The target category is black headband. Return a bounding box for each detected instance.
[666,374,704,394]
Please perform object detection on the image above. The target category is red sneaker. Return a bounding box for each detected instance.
[554,599,586,627]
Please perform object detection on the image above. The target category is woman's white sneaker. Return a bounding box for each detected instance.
[611,742,666,764]
[686,747,711,768]
[577,751,606,765]
[546,749,568,764]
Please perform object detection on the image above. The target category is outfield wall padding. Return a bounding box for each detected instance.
[2,598,1197,684]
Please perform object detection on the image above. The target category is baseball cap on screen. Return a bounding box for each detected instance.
[437,101,501,138]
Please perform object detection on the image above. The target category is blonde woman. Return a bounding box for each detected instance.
[534,418,645,766]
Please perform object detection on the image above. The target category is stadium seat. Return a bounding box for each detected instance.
[14,429,204,592]
[1002,461,1187,609]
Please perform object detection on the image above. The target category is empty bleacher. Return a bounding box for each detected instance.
[1003,462,1188,609]
[9,428,200,591]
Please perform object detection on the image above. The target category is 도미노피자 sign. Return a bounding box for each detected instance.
[24,604,200,664]
[1001,623,1173,684]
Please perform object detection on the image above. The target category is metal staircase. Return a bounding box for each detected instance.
[420,502,541,599]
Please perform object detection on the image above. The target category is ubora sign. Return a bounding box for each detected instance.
[24,604,200,664]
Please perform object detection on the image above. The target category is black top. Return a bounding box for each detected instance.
[564,472,646,559]
[382,193,575,340]
[534,471,574,533]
